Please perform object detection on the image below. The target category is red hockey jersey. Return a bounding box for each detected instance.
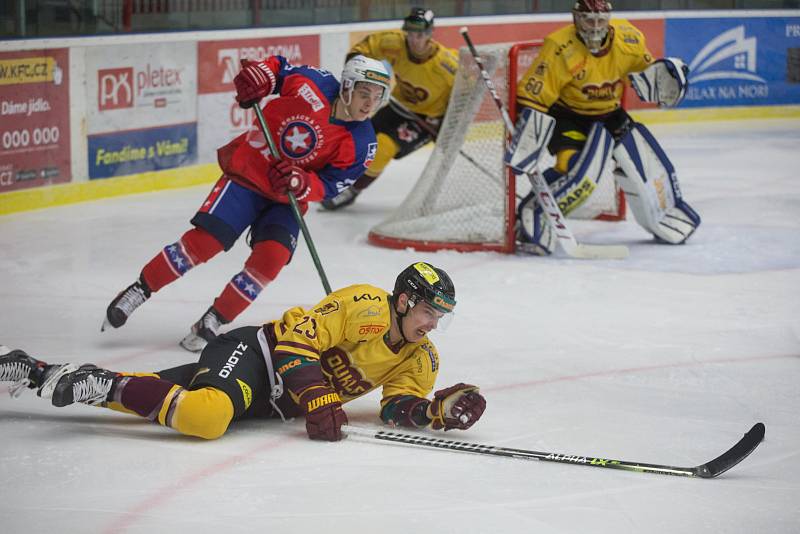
[217,56,378,203]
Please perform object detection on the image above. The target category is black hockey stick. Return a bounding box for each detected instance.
[460,27,628,260]
[343,422,765,479]
[251,104,332,294]
[388,96,522,201]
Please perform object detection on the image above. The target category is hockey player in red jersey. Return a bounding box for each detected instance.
[2,262,486,442]
[508,0,700,255]
[101,55,391,352]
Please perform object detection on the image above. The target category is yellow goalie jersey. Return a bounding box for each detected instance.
[349,30,458,118]
[516,19,654,116]
[268,283,439,412]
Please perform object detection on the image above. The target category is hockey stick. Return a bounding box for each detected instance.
[251,104,332,294]
[388,96,522,201]
[460,27,629,260]
[343,422,765,479]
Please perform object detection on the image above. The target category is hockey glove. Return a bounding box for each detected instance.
[234,59,275,107]
[427,383,486,431]
[303,388,348,441]
[268,160,312,200]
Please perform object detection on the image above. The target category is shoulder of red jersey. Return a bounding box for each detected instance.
[272,56,341,106]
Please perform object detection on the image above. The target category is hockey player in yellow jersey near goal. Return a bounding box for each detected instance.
[1,262,486,441]
[507,0,701,255]
[322,7,459,210]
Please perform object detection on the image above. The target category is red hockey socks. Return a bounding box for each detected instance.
[140,227,224,292]
[212,240,291,322]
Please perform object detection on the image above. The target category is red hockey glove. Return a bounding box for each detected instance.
[268,160,312,200]
[303,389,348,441]
[234,59,274,107]
[427,383,486,431]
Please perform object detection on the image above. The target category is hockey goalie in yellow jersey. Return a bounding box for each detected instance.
[508,0,701,255]
[322,7,459,210]
[1,262,486,441]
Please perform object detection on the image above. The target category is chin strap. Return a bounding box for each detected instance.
[388,295,412,346]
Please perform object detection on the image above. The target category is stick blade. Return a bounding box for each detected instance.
[694,423,766,479]
[560,241,630,260]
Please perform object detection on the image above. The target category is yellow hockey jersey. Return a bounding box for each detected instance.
[516,19,654,116]
[349,30,458,118]
[268,283,439,412]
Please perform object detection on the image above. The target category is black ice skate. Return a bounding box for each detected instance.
[0,345,78,399]
[180,306,228,353]
[51,364,119,407]
[321,187,360,211]
[102,278,152,331]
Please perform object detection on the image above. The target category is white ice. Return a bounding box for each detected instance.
[1,119,799,533]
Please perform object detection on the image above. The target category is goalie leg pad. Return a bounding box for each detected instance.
[516,190,556,256]
[505,107,555,176]
[547,122,615,216]
[613,123,701,244]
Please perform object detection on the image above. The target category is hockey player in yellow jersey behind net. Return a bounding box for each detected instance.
[322,7,459,210]
[1,262,486,441]
[507,0,700,255]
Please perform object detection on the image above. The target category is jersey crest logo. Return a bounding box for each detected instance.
[280,120,319,159]
[395,76,429,105]
[320,347,373,398]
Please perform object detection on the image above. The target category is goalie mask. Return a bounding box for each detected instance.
[339,55,392,109]
[572,0,612,55]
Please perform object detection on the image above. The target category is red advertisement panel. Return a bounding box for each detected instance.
[0,48,71,192]
[198,35,320,95]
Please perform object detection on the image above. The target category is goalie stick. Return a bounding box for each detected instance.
[460,27,629,260]
[343,422,765,479]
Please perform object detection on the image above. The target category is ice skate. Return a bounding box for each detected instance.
[102,278,152,331]
[0,345,78,399]
[180,307,227,353]
[321,187,360,211]
[51,364,119,407]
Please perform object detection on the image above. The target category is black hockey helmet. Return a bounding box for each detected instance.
[402,7,435,33]
[393,262,456,314]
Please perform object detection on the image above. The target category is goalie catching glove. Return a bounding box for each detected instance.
[427,383,486,431]
[629,57,689,108]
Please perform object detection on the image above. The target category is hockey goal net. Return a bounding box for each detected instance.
[368,41,625,253]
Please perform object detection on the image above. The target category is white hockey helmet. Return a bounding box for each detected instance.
[339,55,392,108]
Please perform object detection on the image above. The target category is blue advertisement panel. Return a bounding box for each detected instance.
[667,17,800,107]
[88,122,197,179]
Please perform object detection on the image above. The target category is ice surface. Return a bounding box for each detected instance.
[1,119,798,533]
